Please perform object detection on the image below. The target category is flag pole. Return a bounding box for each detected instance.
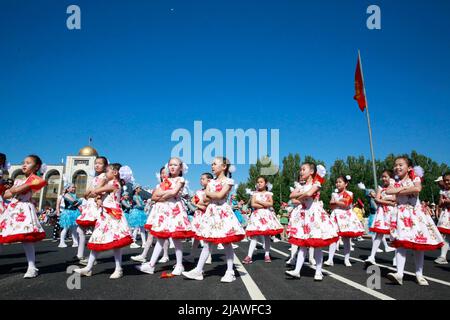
[358,49,378,190]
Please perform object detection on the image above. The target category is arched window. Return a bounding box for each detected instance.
[43,170,61,209]
[72,170,88,198]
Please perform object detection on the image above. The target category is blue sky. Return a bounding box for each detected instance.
[1,0,449,191]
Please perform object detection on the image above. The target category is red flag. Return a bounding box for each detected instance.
[353,56,366,112]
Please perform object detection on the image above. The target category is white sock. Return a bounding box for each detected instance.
[396,248,406,278]
[163,239,169,259]
[23,243,36,269]
[264,236,271,256]
[440,235,449,258]
[113,248,122,271]
[132,228,138,242]
[195,242,211,273]
[294,247,307,273]
[328,242,337,262]
[86,251,99,271]
[59,228,68,246]
[414,250,424,277]
[172,239,184,268]
[343,237,351,262]
[314,249,323,274]
[141,236,153,258]
[290,245,298,260]
[71,227,79,245]
[149,238,165,266]
[369,234,382,259]
[139,227,146,244]
[247,238,257,258]
[382,235,389,249]
[76,227,86,258]
[309,247,314,260]
[224,244,234,272]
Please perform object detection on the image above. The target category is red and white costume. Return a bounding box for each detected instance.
[437,189,450,235]
[191,189,206,236]
[369,182,396,235]
[76,173,107,228]
[87,180,133,251]
[330,190,364,238]
[246,191,283,237]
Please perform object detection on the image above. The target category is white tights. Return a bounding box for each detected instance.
[76,226,86,258]
[23,243,36,269]
[395,248,424,277]
[149,238,182,267]
[328,238,351,262]
[85,249,123,272]
[132,227,147,244]
[440,235,449,259]
[195,242,234,273]
[247,236,271,258]
[59,226,79,247]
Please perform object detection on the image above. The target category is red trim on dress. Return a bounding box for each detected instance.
[197,234,245,244]
[337,231,364,238]
[0,232,46,244]
[369,227,390,235]
[144,224,152,231]
[150,230,195,239]
[246,229,283,237]
[438,227,450,235]
[76,219,96,228]
[390,239,444,251]
[288,236,339,248]
[87,235,133,251]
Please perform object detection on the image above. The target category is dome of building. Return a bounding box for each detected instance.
[78,146,98,157]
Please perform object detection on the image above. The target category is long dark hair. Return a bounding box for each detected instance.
[27,154,43,174]
[256,176,269,191]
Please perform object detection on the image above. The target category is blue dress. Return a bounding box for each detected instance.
[231,199,244,224]
[59,193,82,229]
[127,194,147,228]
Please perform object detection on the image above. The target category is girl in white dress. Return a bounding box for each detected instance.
[183,157,245,283]
[0,155,47,278]
[386,157,444,285]
[435,172,450,265]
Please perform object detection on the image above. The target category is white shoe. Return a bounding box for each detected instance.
[387,272,403,285]
[158,256,169,264]
[364,257,376,265]
[344,260,352,267]
[286,258,295,266]
[169,242,175,249]
[141,244,146,248]
[273,238,281,243]
[73,267,92,277]
[58,243,67,248]
[314,272,323,281]
[217,244,224,250]
[350,247,355,252]
[232,244,239,249]
[285,270,301,279]
[135,263,154,274]
[205,255,212,265]
[241,238,249,242]
[131,255,146,263]
[110,269,123,279]
[309,258,316,266]
[172,265,185,276]
[182,269,204,280]
[416,275,429,286]
[23,267,39,279]
[323,260,334,267]
[220,271,236,283]
[384,246,395,253]
[130,242,140,249]
[434,256,448,265]
[376,248,383,253]
[72,242,79,248]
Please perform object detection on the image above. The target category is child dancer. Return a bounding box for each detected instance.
[243,176,283,264]
[185,172,213,263]
[74,163,134,279]
[325,175,364,267]
[0,155,47,278]
[76,156,108,264]
[56,183,81,248]
[136,157,194,276]
[128,185,147,248]
[131,166,170,263]
[435,172,450,264]
[183,157,245,283]
[285,163,338,280]
[365,170,397,264]
[386,157,444,285]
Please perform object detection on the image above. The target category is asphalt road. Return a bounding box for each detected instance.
[0,227,449,300]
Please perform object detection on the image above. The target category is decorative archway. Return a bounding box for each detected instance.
[42,170,61,209]
[72,170,88,199]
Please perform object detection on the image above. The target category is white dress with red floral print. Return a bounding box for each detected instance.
[149,177,195,239]
[437,190,450,235]
[87,180,133,251]
[288,181,339,247]
[191,189,206,235]
[194,178,245,244]
[0,178,46,244]
[330,190,365,238]
[246,191,283,237]
[76,173,106,228]
[369,184,396,235]
[390,177,444,250]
